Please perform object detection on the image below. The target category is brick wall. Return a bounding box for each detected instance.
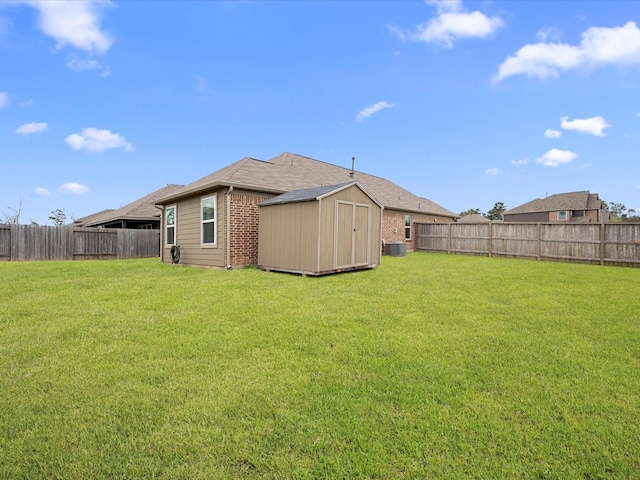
[383,211,452,252]
[586,209,600,223]
[227,193,270,267]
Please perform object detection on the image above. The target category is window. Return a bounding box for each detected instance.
[165,205,176,246]
[405,215,412,240]
[558,211,568,221]
[201,195,216,246]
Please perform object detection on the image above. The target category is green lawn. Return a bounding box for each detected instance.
[1,254,639,479]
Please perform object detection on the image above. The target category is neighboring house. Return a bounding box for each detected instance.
[503,191,605,223]
[155,152,456,268]
[456,213,492,223]
[73,184,184,229]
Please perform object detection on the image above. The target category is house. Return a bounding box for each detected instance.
[258,182,383,275]
[154,152,456,268]
[456,213,492,223]
[73,184,184,229]
[503,191,605,223]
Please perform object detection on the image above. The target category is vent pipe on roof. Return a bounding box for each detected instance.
[350,157,355,178]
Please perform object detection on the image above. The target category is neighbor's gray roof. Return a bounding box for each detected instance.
[504,191,602,215]
[457,213,491,223]
[74,184,184,227]
[157,152,456,217]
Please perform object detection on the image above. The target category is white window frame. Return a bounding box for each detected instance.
[165,205,176,246]
[558,210,568,221]
[201,194,217,247]
[405,215,412,240]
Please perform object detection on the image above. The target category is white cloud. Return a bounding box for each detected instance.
[67,56,100,71]
[544,128,562,139]
[535,148,578,167]
[391,0,504,48]
[65,128,134,153]
[59,182,89,195]
[14,122,48,135]
[560,115,610,136]
[356,101,396,122]
[484,168,499,176]
[0,17,9,37]
[34,186,50,197]
[495,21,640,82]
[536,27,562,42]
[66,55,111,76]
[195,75,209,93]
[0,91,8,108]
[511,157,530,166]
[26,0,114,55]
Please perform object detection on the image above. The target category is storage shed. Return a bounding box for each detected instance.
[258,182,383,275]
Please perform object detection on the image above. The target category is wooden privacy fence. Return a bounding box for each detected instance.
[416,222,640,267]
[0,225,159,261]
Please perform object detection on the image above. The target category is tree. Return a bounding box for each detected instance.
[1,197,23,224]
[486,202,507,221]
[607,202,627,220]
[48,208,67,227]
[459,208,482,217]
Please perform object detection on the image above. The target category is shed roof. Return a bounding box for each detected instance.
[157,152,456,218]
[259,182,382,207]
[504,191,602,215]
[74,184,184,227]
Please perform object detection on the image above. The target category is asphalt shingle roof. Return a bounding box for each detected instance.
[74,184,184,226]
[504,191,602,215]
[157,152,456,217]
[258,182,358,206]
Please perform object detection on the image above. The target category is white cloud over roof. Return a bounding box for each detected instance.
[356,101,396,122]
[65,128,134,153]
[0,91,8,108]
[59,182,89,195]
[535,148,578,167]
[495,21,640,82]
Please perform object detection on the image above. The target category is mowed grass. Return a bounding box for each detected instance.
[1,254,639,479]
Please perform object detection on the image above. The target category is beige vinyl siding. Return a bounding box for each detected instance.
[161,191,226,267]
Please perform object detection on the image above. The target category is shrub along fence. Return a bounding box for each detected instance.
[416,222,640,267]
[0,225,159,261]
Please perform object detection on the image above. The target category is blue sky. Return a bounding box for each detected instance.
[1,0,639,224]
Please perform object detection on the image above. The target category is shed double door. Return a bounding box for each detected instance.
[335,201,370,269]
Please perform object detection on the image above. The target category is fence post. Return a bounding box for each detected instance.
[600,222,605,266]
[10,224,18,261]
[537,223,541,261]
[488,223,493,257]
[447,222,452,254]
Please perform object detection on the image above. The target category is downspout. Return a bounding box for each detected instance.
[226,186,233,269]
[154,204,164,262]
